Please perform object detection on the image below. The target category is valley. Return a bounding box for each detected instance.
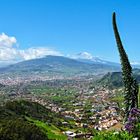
[0,74,125,139]
[0,56,139,139]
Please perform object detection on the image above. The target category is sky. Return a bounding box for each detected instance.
[0,0,140,64]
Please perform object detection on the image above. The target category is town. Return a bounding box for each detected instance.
[0,76,124,139]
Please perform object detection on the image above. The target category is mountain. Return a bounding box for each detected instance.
[98,69,140,88]
[73,52,120,66]
[77,58,120,66]
[74,52,140,68]
[0,55,120,78]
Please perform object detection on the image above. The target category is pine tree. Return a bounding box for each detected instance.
[112,12,138,120]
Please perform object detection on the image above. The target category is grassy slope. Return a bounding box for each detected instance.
[0,100,67,140]
[26,117,67,140]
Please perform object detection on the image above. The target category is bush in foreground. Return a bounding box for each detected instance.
[93,131,133,140]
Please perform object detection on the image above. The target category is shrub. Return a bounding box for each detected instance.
[93,131,133,140]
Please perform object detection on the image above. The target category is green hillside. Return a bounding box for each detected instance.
[0,100,67,140]
[98,69,140,88]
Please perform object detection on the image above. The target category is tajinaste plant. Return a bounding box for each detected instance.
[112,12,139,121]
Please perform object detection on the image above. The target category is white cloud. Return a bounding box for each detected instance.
[0,33,17,48]
[19,47,62,60]
[71,52,93,60]
[0,33,18,62]
[130,61,140,65]
[0,33,62,65]
[0,47,19,61]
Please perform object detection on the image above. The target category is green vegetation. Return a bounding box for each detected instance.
[110,89,124,108]
[0,118,47,140]
[2,100,59,123]
[0,100,67,140]
[93,131,133,140]
[98,72,123,88]
[98,69,140,89]
[26,117,67,140]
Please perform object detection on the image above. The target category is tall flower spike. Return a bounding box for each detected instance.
[112,12,139,121]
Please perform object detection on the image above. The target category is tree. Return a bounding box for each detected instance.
[112,12,139,120]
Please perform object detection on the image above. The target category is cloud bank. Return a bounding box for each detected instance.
[0,33,17,48]
[0,33,62,64]
[19,47,62,60]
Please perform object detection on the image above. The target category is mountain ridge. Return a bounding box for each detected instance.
[0,55,120,77]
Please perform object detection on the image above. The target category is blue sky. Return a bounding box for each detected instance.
[0,0,140,64]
